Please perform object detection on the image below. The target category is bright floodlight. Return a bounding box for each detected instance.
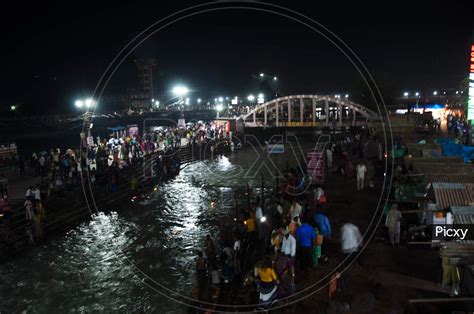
[172,85,188,96]
[403,92,409,97]
[345,94,349,98]
[85,98,93,108]
[247,94,255,101]
[197,98,202,103]
[10,105,16,111]
[218,97,224,102]
[456,91,459,94]
[433,91,438,95]
[185,98,190,105]
[155,100,160,105]
[258,93,264,98]
[75,100,84,108]
[415,92,419,97]
[273,76,277,81]
[259,73,264,77]
[216,104,224,112]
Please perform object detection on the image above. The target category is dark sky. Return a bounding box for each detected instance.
[1,0,473,113]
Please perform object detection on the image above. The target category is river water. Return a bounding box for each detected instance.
[1,145,309,312]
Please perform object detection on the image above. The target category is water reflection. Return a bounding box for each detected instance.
[0,147,297,312]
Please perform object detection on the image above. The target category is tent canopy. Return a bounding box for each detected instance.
[107,126,126,132]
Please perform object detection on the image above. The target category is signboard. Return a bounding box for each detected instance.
[468,44,474,120]
[307,151,325,185]
[267,144,284,154]
[178,118,186,128]
[128,125,139,137]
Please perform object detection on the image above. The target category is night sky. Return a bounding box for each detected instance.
[1,1,473,113]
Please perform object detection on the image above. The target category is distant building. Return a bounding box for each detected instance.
[132,59,157,110]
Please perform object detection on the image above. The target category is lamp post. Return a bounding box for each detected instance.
[74,98,96,130]
[171,85,189,115]
[216,104,223,118]
[75,98,96,111]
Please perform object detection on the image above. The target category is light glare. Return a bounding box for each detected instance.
[172,85,189,96]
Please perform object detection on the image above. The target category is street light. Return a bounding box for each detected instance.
[218,97,224,102]
[215,103,224,118]
[273,76,277,81]
[433,91,438,96]
[185,98,190,105]
[415,92,419,97]
[247,94,255,101]
[75,98,95,110]
[197,98,202,104]
[10,105,16,111]
[259,73,264,78]
[75,100,84,108]
[172,85,188,96]
[345,94,349,98]
[403,92,409,97]
[85,98,93,108]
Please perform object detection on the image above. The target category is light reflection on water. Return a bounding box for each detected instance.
[0,147,301,312]
[0,159,241,312]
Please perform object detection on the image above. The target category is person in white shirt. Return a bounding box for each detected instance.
[289,200,302,219]
[276,202,283,215]
[233,234,241,274]
[26,186,41,201]
[32,186,41,201]
[385,204,402,245]
[211,266,221,286]
[281,231,296,260]
[356,161,367,191]
[326,148,333,169]
[255,205,264,221]
[340,223,362,254]
[313,186,325,204]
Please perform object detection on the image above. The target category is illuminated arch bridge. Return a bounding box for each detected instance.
[238,95,380,128]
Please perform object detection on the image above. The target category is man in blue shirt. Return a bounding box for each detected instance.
[314,212,331,261]
[296,217,315,272]
[314,212,331,238]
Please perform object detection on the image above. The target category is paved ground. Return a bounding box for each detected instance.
[0,167,41,203]
[290,156,447,313]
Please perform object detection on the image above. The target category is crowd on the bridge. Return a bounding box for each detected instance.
[191,129,385,309]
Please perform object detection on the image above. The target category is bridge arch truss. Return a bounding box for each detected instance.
[240,95,380,128]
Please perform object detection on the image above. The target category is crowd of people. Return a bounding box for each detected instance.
[447,113,470,143]
[0,120,232,249]
[191,130,382,310]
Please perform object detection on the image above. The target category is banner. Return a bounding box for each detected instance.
[307,151,325,185]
